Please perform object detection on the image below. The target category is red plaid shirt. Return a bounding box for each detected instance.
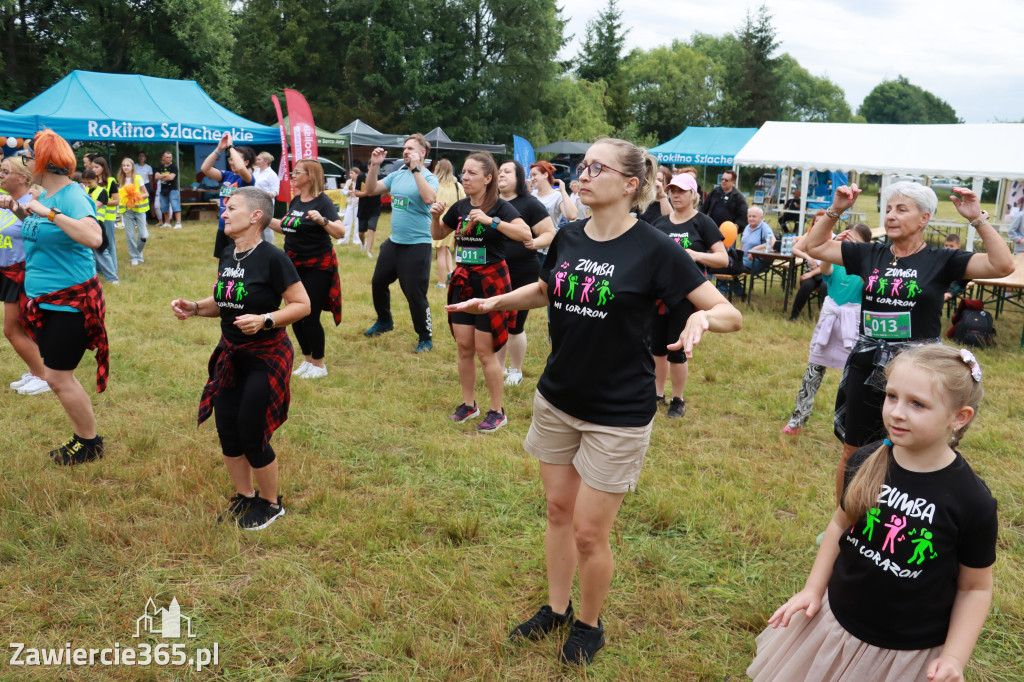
[20,275,109,393]
[286,248,342,325]
[198,329,294,448]
[448,262,514,352]
[0,261,25,286]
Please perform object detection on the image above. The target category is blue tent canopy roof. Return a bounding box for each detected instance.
[13,70,280,144]
[0,110,39,138]
[649,127,758,166]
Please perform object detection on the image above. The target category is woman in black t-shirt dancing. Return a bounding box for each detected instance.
[171,187,310,530]
[431,152,530,433]
[447,138,742,666]
[268,159,344,380]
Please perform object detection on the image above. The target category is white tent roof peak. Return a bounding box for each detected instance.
[734,121,1024,180]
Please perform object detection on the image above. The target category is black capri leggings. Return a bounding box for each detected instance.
[38,309,88,370]
[506,255,541,335]
[291,266,334,360]
[213,352,276,468]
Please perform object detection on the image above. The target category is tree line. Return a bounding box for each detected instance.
[0,0,962,149]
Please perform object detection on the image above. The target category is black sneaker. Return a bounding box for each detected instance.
[655,394,668,408]
[238,495,285,530]
[217,491,258,522]
[50,435,104,466]
[508,603,574,642]
[667,397,686,419]
[559,618,605,666]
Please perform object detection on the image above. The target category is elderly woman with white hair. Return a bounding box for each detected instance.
[802,181,1013,504]
[252,151,281,244]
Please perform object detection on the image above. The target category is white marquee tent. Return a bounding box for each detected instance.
[734,122,1024,246]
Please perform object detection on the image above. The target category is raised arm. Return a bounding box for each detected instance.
[953,188,1015,280]
[803,186,861,264]
[201,133,232,183]
[669,280,742,358]
[526,216,556,251]
[445,280,550,315]
[430,201,451,240]
[364,148,388,196]
[554,179,578,221]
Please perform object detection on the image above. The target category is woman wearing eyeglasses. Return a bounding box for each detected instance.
[1,154,49,396]
[0,131,109,465]
[446,138,742,666]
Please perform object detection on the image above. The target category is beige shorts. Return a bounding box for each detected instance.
[523,390,653,493]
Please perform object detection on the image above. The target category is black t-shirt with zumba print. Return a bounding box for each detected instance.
[841,242,972,340]
[215,242,301,344]
[280,193,339,259]
[441,197,521,265]
[538,219,707,426]
[652,212,723,276]
[831,443,997,649]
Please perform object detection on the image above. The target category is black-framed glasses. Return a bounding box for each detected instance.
[576,160,628,179]
[14,149,33,160]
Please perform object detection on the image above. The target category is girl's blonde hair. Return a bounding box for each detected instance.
[434,158,455,186]
[843,344,984,524]
[117,157,137,188]
[2,155,42,196]
[593,137,658,212]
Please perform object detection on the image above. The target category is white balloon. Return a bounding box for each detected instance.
[5,137,17,148]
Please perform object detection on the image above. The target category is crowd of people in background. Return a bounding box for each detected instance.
[0,126,1015,676]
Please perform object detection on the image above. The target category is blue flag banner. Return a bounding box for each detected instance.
[513,135,535,171]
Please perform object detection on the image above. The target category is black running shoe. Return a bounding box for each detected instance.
[559,618,605,666]
[50,435,104,466]
[217,491,258,523]
[508,603,574,642]
[667,397,686,419]
[238,495,285,530]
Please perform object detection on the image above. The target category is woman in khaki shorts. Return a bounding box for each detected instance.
[446,137,742,666]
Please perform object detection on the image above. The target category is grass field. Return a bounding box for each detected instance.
[1,201,1021,681]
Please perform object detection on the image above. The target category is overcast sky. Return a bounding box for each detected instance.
[556,0,1023,125]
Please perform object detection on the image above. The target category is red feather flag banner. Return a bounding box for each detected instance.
[271,94,292,201]
[285,88,318,164]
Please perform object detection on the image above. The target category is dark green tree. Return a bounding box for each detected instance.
[858,76,960,124]
[775,54,853,122]
[575,0,629,130]
[728,3,781,126]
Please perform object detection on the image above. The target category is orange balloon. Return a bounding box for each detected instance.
[719,220,738,248]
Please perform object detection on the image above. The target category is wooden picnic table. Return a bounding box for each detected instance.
[968,253,1024,346]
[747,251,803,314]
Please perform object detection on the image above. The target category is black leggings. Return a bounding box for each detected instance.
[38,309,88,370]
[507,256,540,335]
[213,353,276,468]
[790,275,825,318]
[291,266,333,359]
[371,239,432,340]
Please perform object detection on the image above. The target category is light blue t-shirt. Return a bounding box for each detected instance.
[822,264,863,307]
[741,220,775,268]
[383,168,438,244]
[21,183,98,312]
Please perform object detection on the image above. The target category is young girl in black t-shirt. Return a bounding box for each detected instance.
[430,152,530,433]
[750,344,997,682]
[446,139,741,666]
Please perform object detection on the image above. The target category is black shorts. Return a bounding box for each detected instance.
[837,350,887,446]
[38,309,88,370]
[0,274,22,303]
[506,256,540,335]
[650,303,691,364]
[448,269,496,333]
[359,214,380,233]
[213,230,234,258]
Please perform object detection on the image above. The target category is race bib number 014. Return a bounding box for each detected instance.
[392,196,409,211]
[455,246,485,265]
[864,311,911,339]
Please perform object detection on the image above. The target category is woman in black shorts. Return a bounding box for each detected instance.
[802,180,1013,503]
[2,131,108,464]
[171,187,310,530]
[447,138,741,666]
[268,159,344,380]
[495,160,555,387]
[430,152,530,433]
[649,172,728,418]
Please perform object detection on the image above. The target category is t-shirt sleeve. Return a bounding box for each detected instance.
[60,185,99,220]
[942,248,974,284]
[522,196,550,228]
[382,172,395,191]
[841,241,872,276]
[651,232,706,309]
[699,214,724,246]
[495,199,521,223]
[108,180,120,195]
[957,487,998,569]
[318,194,339,222]
[96,189,109,206]
[425,172,439,190]
[271,248,302,294]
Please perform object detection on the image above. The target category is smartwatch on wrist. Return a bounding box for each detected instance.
[491,217,501,230]
[411,167,421,173]
[263,313,275,330]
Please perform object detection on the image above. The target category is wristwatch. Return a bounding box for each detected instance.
[47,208,63,222]
[411,167,421,173]
[263,313,275,330]
[491,217,500,230]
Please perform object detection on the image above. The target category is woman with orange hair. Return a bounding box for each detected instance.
[0,131,109,465]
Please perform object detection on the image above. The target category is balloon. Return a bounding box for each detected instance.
[5,137,17,148]
[719,220,738,248]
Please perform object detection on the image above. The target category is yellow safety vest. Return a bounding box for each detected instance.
[118,174,150,213]
[88,185,105,220]
[99,177,117,222]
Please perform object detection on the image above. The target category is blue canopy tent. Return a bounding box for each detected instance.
[14,70,280,145]
[649,127,758,166]
[0,110,40,140]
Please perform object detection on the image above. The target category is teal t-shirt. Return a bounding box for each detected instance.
[21,183,98,312]
[823,264,862,307]
[382,168,438,245]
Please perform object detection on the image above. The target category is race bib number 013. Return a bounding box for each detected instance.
[864,311,911,339]
[455,246,485,265]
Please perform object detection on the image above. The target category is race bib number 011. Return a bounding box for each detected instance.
[864,311,911,339]
[455,246,485,265]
